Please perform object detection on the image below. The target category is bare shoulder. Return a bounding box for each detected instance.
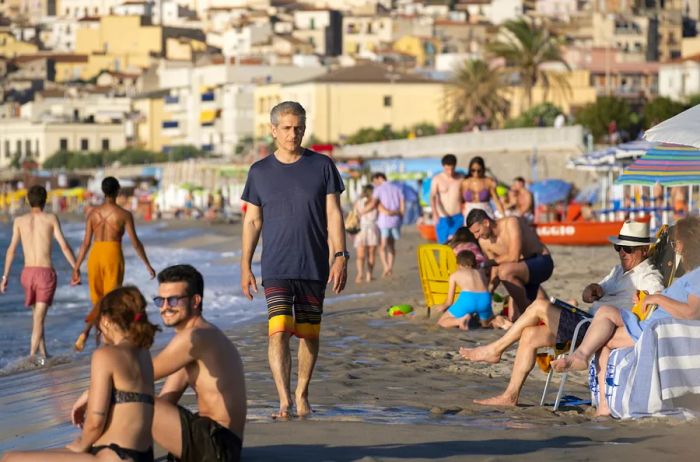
[91,346,117,368]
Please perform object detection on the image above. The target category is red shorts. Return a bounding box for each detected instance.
[20,267,57,307]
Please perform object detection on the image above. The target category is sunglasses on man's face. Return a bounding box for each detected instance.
[614,244,634,254]
[153,295,190,308]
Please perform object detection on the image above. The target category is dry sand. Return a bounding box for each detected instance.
[2,220,699,461]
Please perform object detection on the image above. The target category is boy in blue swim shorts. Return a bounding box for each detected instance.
[434,250,494,330]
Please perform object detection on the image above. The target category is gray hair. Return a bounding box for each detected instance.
[270,101,306,126]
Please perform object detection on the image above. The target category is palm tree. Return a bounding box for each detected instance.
[443,59,510,128]
[487,17,570,111]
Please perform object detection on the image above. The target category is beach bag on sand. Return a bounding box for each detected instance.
[345,210,360,234]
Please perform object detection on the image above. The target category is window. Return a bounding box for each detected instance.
[80,138,89,151]
[25,140,31,156]
[310,18,316,30]
[383,95,392,107]
[4,141,9,158]
[101,138,110,151]
[162,121,179,129]
[59,138,68,150]
[16,140,21,156]
[35,139,39,157]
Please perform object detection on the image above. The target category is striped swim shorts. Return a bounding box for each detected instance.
[263,279,326,339]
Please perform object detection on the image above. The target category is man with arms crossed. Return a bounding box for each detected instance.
[430,154,465,244]
[240,101,347,419]
[460,221,663,407]
[1,185,78,364]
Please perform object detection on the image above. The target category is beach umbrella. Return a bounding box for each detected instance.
[644,104,700,148]
[529,179,571,205]
[616,144,700,186]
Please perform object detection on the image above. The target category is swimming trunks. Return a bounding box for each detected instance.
[112,388,155,405]
[169,406,242,462]
[555,308,590,349]
[263,279,325,339]
[90,444,154,462]
[20,267,57,307]
[435,214,464,244]
[86,241,124,321]
[523,253,554,302]
[447,291,493,320]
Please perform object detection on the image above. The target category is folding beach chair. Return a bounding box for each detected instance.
[417,244,460,314]
[540,224,683,411]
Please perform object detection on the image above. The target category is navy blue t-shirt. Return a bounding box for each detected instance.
[241,149,345,282]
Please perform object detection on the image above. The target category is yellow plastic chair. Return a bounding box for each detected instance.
[417,244,460,313]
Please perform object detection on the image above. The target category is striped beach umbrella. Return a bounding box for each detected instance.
[616,144,700,186]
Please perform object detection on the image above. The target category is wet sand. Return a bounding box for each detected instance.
[2,221,699,461]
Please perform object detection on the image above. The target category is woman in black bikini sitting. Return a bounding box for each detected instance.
[2,286,160,462]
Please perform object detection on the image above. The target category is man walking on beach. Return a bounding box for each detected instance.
[430,154,464,244]
[466,209,553,320]
[240,101,347,418]
[365,172,404,277]
[1,185,78,364]
[72,176,155,351]
[460,221,663,407]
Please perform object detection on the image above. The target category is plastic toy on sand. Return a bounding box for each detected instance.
[387,304,413,316]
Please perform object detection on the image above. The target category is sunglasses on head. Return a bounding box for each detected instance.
[614,244,635,254]
[153,295,189,308]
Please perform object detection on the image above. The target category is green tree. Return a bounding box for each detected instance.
[643,97,685,129]
[487,17,570,111]
[443,59,509,127]
[575,96,634,142]
[504,102,563,128]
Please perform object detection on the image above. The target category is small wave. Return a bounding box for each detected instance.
[0,354,73,377]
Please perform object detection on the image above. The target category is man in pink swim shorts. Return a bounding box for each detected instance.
[1,185,78,364]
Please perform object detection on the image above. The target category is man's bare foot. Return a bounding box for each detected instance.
[551,351,589,372]
[458,315,471,330]
[382,268,392,278]
[365,272,373,282]
[459,344,501,363]
[295,394,311,418]
[355,273,364,284]
[272,402,294,420]
[474,393,518,407]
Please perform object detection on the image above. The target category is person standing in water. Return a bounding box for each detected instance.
[72,177,155,351]
[1,185,78,365]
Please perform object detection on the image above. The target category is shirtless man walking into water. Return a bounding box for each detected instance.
[72,177,155,350]
[1,185,78,364]
[151,265,246,462]
[466,209,553,320]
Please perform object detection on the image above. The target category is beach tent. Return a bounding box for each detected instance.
[616,144,700,186]
[529,179,571,205]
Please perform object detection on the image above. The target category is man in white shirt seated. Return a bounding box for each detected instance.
[459,221,664,406]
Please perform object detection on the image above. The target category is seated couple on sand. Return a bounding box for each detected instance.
[460,221,665,408]
[551,216,700,417]
[2,265,247,462]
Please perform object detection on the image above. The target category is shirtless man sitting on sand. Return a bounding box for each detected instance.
[504,177,534,222]
[1,185,78,365]
[151,264,246,462]
[466,209,553,320]
[72,177,155,350]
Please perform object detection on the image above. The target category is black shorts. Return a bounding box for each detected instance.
[263,279,326,339]
[555,309,590,349]
[168,406,242,462]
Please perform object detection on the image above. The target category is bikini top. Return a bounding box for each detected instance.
[463,189,491,203]
[111,389,154,406]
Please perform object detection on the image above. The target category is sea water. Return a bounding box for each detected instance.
[0,219,266,374]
